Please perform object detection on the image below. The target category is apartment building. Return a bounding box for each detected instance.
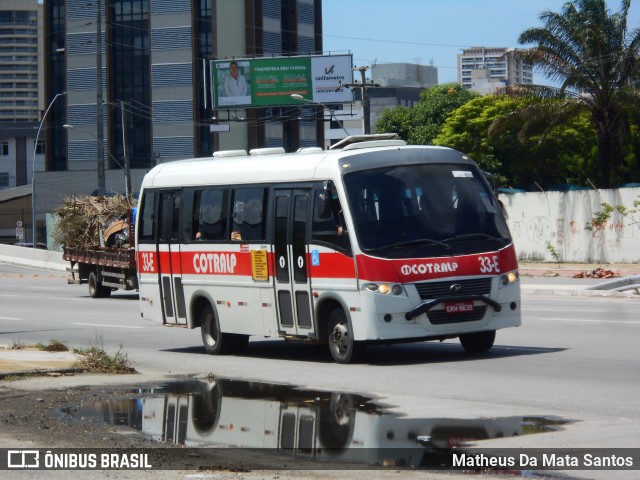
[0,0,41,123]
[457,47,533,94]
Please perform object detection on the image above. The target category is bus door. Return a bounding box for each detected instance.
[272,189,315,337]
[157,191,187,325]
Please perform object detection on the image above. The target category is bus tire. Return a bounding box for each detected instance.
[201,304,234,355]
[328,308,363,364]
[318,392,356,451]
[460,330,496,353]
[88,271,111,298]
[192,381,223,435]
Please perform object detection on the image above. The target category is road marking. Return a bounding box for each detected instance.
[0,316,21,321]
[72,323,145,329]
[537,317,640,325]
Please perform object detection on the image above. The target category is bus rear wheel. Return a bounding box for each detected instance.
[328,308,363,364]
[200,304,245,355]
[459,330,496,353]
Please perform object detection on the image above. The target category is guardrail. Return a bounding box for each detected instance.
[586,275,640,294]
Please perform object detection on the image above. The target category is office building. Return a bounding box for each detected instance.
[29,0,323,244]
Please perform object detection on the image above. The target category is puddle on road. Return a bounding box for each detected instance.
[60,378,571,467]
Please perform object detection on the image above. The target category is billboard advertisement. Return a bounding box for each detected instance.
[211,55,353,109]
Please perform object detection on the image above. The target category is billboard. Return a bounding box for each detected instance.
[211,55,353,109]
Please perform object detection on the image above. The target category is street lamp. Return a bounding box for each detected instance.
[32,91,67,246]
[63,124,132,199]
[290,93,350,137]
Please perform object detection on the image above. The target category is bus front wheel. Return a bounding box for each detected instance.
[328,308,363,364]
[459,330,496,353]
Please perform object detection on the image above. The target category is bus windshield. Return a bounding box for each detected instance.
[343,163,511,257]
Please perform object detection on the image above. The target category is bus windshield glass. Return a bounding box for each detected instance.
[343,164,511,257]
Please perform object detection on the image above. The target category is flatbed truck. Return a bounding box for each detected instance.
[63,210,138,298]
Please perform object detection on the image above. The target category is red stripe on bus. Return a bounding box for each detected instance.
[355,244,519,283]
[137,244,518,282]
[138,249,356,279]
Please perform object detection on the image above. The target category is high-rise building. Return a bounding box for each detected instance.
[29,0,324,244]
[0,0,41,123]
[457,47,533,94]
[0,0,42,196]
[42,0,324,176]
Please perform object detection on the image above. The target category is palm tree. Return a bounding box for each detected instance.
[496,0,640,188]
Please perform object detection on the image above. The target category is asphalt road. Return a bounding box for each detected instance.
[1,263,639,479]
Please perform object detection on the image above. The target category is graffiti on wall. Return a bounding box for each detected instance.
[499,188,640,263]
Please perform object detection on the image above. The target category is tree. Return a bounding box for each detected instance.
[376,84,478,144]
[435,94,597,189]
[497,0,640,188]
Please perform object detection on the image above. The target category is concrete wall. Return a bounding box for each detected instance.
[499,188,640,264]
[0,243,66,271]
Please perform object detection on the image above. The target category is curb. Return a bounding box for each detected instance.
[0,367,83,380]
[521,287,640,299]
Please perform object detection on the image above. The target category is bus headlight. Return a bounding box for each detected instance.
[499,270,519,288]
[363,283,405,295]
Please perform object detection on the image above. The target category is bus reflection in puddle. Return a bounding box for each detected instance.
[62,378,571,466]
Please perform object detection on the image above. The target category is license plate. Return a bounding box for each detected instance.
[445,301,474,313]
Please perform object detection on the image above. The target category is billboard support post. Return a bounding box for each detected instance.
[291,94,349,137]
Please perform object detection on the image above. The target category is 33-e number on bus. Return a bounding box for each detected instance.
[478,255,500,273]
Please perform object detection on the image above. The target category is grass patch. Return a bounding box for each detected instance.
[73,344,136,374]
[35,339,69,352]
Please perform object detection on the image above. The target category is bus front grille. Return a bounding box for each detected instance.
[427,306,488,325]
[415,278,492,300]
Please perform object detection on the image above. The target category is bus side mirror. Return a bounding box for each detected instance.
[323,180,336,193]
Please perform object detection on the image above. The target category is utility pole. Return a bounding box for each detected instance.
[345,66,379,135]
[120,100,132,199]
[96,0,105,195]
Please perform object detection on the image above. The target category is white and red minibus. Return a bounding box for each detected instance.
[135,135,520,363]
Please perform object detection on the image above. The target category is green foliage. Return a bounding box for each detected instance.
[35,339,69,352]
[586,197,640,232]
[511,0,640,187]
[546,241,561,266]
[73,343,136,374]
[376,84,479,145]
[433,95,597,189]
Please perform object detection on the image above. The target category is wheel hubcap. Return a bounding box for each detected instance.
[332,323,348,353]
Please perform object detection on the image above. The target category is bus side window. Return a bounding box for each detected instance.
[311,189,351,255]
[231,188,265,241]
[194,188,228,241]
[138,190,156,242]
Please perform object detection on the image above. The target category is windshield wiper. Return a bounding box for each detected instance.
[384,238,452,250]
[443,233,506,244]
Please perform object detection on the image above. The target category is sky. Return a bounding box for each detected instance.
[321,0,640,85]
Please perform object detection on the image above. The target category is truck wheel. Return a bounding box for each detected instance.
[88,271,111,298]
[328,308,364,364]
[200,304,235,355]
[460,330,496,353]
